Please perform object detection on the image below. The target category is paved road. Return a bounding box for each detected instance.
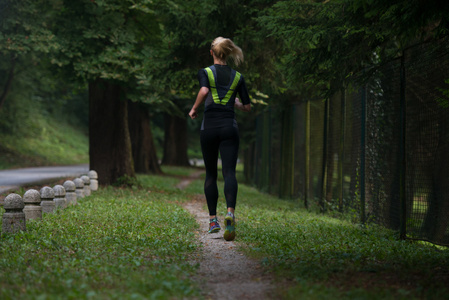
[0,164,89,194]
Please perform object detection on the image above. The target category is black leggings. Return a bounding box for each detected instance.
[200,126,239,216]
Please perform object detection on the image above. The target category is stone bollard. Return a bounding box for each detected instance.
[23,189,42,220]
[40,186,55,214]
[88,170,98,191]
[2,193,26,233]
[81,175,91,197]
[53,185,67,209]
[63,180,77,206]
[73,178,84,200]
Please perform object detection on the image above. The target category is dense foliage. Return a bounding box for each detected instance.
[2,0,448,108]
[0,171,200,298]
[1,0,449,170]
[257,0,449,97]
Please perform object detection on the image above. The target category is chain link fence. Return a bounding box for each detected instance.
[244,37,449,246]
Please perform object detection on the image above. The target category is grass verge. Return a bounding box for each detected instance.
[0,118,88,170]
[1,166,448,299]
[0,174,200,299]
[235,183,449,299]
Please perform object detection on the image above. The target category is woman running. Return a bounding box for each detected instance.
[189,37,251,241]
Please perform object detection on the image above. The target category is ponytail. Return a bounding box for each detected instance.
[211,37,244,66]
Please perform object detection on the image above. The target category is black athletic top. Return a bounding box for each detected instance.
[198,64,250,130]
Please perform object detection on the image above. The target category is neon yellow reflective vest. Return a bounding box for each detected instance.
[205,67,241,106]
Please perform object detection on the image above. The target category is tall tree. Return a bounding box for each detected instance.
[128,100,162,174]
[89,79,134,183]
[162,97,190,166]
[50,0,164,184]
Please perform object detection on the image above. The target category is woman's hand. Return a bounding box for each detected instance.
[189,107,198,119]
[235,97,251,112]
[235,97,243,109]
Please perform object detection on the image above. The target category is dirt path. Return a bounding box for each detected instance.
[177,171,275,300]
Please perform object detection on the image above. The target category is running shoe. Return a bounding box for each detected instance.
[208,218,221,233]
[223,212,235,241]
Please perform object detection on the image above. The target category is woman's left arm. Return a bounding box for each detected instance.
[235,98,251,112]
[235,76,251,112]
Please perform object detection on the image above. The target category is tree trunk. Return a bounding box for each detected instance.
[128,100,162,174]
[0,56,15,110]
[89,79,135,185]
[162,113,190,166]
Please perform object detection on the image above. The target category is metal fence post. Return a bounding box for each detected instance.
[339,88,346,212]
[305,99,310,209]
[399,53,407,240]
[280,105,296,198]
[291,105,296,197]
[261,111,270,192]
[320,98,329,212]
[361,84,367,224]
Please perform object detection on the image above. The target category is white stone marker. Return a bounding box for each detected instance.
[73,178,84,200]
[2,193,26,233]
[63,180,77,206]
[40,186,55,214]
[81,175,91,197]
[53,185,67,209]
[23,189,42,220]
[88,170,98,191]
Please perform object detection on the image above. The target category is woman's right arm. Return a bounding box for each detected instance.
[189,86,209,119]
[190,69,210,120]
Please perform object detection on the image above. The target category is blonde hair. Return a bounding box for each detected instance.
[211,37,244,66]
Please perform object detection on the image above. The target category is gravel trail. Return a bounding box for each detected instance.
[177,172,275,300]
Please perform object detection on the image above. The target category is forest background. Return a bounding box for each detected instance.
[1,0,448,185]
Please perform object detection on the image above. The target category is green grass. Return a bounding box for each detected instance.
[234,184,449,299]
[1,168,448,299]
[0,117,88,169]
[0,182,200,299]
[160,165,201,178]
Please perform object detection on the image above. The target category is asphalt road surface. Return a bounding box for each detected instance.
[0,164,89,194]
